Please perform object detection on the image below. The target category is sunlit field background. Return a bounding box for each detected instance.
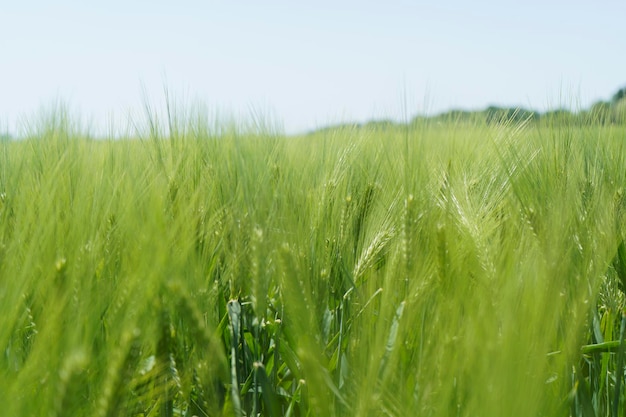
[2,104,626,416]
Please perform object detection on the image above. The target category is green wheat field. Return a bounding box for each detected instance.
[2,109,626,416]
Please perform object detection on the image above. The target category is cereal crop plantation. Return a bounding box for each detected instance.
[2,109,626,416]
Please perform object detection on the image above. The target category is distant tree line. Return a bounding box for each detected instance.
[451,86,626,126]
[423,85,626,126]
[407,105,603,127]
[585,86,626,124]
[310,85,626,133]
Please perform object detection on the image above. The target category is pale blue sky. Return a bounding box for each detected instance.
[1,1,624,135]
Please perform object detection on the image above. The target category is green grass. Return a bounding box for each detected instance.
[2,112,626,416]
